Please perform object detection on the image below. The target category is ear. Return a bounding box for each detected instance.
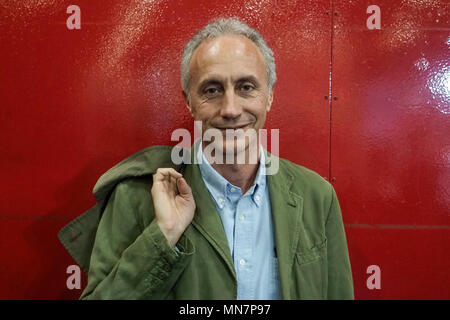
[266,91,274,112]
[182,90,193,116]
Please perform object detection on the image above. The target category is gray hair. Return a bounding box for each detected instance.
[181,17,276,97]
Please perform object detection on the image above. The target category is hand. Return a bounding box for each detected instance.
[151,168,196,247]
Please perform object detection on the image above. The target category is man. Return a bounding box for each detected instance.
[58,17,354,300]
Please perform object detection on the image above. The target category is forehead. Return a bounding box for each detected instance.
[188,35,267,84]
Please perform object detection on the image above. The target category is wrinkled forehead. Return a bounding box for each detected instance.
[188,35,267,84]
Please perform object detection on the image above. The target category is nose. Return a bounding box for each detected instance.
[220,90,242,119]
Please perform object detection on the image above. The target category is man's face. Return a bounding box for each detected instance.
[185,35,273,158]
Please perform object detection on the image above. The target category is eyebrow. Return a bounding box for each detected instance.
[197,75,261,93]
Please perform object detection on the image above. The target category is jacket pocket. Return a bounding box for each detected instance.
[293,239,327,299]
[296,238,327,265]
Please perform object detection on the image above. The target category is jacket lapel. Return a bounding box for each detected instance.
[267,161,304,300]
[182,151,237,281]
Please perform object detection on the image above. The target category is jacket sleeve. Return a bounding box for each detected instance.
[325,185,354,299]
[80,179,195,300]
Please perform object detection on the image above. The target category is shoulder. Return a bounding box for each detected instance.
[277,157,335,209]
[278,157,332,192]
[275,157,340,237]
[105,175,155,230]
[113,175,152,200]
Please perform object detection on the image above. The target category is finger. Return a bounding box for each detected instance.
[169,174,178,195]
[177,177,192,197]
[153,168,182,182]
[161,168,182,178]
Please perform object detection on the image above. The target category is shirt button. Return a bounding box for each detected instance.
[230,187,236,193]
[255,195,260,202]
[217,198,224,209]
[239,259,246,266]
[239,215,245,221]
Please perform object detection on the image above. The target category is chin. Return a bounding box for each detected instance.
[224,140,247,155]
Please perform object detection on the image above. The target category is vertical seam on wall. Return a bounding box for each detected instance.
[328,0,335,181]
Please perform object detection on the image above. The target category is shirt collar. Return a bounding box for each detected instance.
[195,139,267,208]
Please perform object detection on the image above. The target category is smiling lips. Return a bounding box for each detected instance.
[214,123,251,130]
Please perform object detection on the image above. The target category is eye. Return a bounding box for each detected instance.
[240,83,254,92]
[206,87,218,94]
[204,86,221,97]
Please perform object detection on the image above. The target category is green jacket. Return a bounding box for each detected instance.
[58,145,354,300]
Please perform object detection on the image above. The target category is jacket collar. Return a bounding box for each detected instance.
[92,145,182,209]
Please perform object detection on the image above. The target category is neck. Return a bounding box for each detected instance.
[212,161,259,195]
[202,143,261,194]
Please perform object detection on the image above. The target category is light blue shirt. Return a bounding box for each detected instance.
[196,141,281,300]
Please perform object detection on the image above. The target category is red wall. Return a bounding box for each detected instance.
[1,0,448,299]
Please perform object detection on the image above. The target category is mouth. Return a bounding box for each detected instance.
[214,123,251,131]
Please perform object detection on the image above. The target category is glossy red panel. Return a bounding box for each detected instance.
[332,0,449,225]
[0,219,87,299]
[346,226,450,299]
[332,0,450,298]
[1,0,449,299]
